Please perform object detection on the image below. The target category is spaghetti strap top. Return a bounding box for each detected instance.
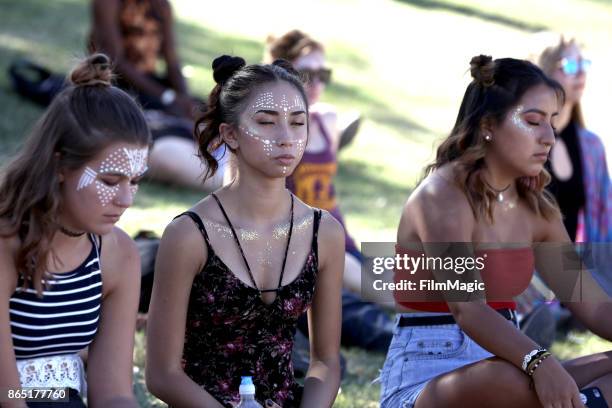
[175,206,322,407]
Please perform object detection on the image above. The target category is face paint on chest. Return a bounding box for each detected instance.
[510,105,535,135]
[76,147,148,206]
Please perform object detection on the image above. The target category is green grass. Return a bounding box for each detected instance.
[2,0,612,406]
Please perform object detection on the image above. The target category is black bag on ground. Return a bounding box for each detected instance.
[8,59,66,106]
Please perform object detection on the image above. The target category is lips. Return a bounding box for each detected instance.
[274,154,296,165]
[533,152,549,161]
[104,214,122,222]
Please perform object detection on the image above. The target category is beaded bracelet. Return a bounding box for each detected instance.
[522,348,547,372]
[527,352,552,377]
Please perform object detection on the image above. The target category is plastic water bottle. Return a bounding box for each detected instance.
[236,376,263,408]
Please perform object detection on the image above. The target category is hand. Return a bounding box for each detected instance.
[531,357,586,408]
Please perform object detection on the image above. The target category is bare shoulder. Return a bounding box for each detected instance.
[99,227,140,294]
[318,210,344,244]
[400,166,474,243]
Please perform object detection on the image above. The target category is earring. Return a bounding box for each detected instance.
[484,134,492,142]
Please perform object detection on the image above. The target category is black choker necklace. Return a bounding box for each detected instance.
[483,180,511,202]
[59,226,86,237]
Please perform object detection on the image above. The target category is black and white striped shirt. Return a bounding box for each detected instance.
[9,234,102,359]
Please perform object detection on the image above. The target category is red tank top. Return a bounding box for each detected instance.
[394,245,534,312]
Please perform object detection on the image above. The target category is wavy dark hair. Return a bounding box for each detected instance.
[426,55,564,221]
[0,53,150,294]
[194,55,308,180]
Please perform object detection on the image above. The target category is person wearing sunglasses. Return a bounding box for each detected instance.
[264,30,393,355]
[534,34,612,293]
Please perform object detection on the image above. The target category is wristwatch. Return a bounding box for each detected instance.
[160,89,177,106]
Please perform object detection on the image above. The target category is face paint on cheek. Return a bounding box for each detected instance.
[239,126,274,157]
[77,167,98,191]
[511,105,535,134]
[95,182,119,207]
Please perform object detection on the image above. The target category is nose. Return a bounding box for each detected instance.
[540,125,556,148]
[113,182,135,208]
[275,122,295,147]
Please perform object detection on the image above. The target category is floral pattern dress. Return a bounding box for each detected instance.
[178,209,322,408]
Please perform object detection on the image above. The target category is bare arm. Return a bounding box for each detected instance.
[0,237,27,408]
[535,217,612,340]
[145,217,224,408]
[407,183,540,370]
[157,0,188,95]
[86,228,140,408]
[300,212,343,408]
[91,0,167,99]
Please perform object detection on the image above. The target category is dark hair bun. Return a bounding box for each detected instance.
[212,55,246,85]
[470,54,495,87]
[70,53,113,87]
[272,59,299,76]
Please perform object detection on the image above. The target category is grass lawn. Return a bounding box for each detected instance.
[2,0,611,406]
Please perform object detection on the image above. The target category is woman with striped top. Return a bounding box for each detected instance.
[0,54,150,407]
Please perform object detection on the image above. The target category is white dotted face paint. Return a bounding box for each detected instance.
[510,105,535,134]
[76,147,148,206]
[238,89,308,175]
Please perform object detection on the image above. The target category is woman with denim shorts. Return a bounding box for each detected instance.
[380,55,612,408]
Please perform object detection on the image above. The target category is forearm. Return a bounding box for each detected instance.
[147,369,224,408]
[568,302,612,341]
[300,357,341,408]
[452,302,541,369]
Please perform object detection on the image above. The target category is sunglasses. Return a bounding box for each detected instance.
[560,57,591,76]
[298,68,332,85]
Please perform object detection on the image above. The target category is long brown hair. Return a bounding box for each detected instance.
[426,55,563,222]
[0,53,150,294]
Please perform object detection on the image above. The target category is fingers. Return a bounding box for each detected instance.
[265,399,282,408]
[572,392,587,408]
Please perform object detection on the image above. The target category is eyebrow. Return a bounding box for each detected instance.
[523,108,559,117]
[254,109,307,116]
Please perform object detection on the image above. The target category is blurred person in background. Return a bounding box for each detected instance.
[265,29,393,353]
[89,0,226,191]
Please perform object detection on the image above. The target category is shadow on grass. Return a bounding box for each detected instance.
[395,0,548,32]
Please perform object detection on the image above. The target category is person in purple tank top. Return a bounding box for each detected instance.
[266,30,394,352]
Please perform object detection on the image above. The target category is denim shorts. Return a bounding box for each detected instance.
[379,313,494,408]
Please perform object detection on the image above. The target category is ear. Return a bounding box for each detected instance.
[479,116,495,140]
[219,123,239,150]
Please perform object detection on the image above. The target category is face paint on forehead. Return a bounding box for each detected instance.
[99,147,148,177]
[510,105,535,134]
[251,92,306,121]
[75,147,147,206]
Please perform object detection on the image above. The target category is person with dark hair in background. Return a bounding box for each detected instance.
[146,55,343,408]
[89,0,226,190]
[266,29,393,353]
[380,55,612,408]
[0,54,150,407]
